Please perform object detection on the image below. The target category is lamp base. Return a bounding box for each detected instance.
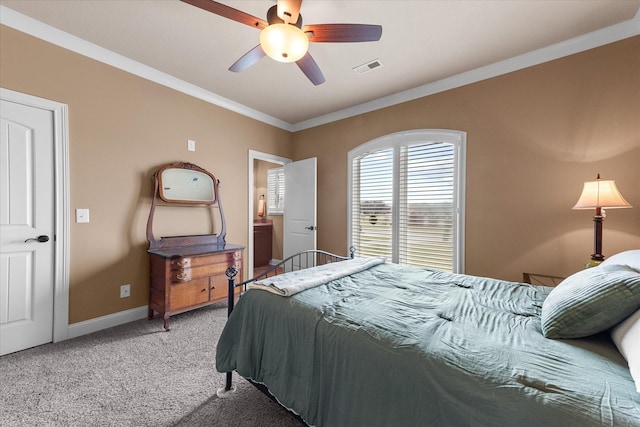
[585,258,603,269]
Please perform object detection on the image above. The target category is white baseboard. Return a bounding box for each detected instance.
[269,259,282,266]
[67,305,148,339]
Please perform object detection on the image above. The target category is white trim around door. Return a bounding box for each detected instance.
[248,150,291,277]
[0,88,70,343]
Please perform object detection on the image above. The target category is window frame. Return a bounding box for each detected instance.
[267,166,285,215]
[347,129,466,273]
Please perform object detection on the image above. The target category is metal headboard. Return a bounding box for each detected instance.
[219,247,355,396]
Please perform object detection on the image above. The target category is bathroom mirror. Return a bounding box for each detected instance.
[157,162,217,204]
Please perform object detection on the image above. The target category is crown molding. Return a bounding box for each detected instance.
[292,11,640,131]
[0,5,293,131]
[2,5,638,133]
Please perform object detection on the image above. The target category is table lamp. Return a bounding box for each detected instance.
[573,174,632,267]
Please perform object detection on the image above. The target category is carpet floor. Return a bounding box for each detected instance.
[0,302,304,426]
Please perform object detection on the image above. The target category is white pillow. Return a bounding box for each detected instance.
[601,249,640,273]
[611,308,640,393]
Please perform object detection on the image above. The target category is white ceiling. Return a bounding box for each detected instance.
[1,1,639,131]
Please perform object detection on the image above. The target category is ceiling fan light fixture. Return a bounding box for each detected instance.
[260,23,309,63]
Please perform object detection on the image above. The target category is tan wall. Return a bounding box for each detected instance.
[293,36,640,281]
[2,24,639,324]
[0,26,292,323]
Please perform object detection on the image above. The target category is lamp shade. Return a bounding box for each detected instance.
[260,23,309,63]
[573,175,632,210]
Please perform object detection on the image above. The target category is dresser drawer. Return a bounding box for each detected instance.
[171,260,242,282]
[170,277,210,307]
[170,251,242,270]
[254,225,272,235]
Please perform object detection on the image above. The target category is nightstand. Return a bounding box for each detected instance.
[522,272,565,287]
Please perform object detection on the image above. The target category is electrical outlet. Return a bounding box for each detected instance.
[187,139,196,151]
[120,284,131,298]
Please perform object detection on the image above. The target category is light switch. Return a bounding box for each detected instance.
[187,139,196,152]
[76,208,90,223]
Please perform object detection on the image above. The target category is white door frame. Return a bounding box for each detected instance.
[248,150,291,276]
[1,88,70,343]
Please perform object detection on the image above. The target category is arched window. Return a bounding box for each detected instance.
[348,130,466,273]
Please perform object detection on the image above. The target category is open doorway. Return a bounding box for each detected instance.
[248,150,290,278]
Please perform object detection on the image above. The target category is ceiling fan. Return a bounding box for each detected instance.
[180,0,383,85]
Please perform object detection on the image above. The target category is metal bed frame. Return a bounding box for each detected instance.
[219,248,355,397]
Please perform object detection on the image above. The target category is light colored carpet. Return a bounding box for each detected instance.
[0,302,303,426]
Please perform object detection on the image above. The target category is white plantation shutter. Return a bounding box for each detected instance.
[351,148,394,259]
[348,130,465,273]
[267,167,285,214]
[398,143,455,269]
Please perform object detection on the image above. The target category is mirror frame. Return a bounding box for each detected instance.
[157,162,218,205]
[146,162,226,249]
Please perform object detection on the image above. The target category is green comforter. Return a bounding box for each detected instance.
[216,262,640,426]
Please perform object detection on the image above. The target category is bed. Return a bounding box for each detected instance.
[216,250,640,426]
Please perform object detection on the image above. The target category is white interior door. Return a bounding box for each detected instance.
[283,157,317,268]
[0,98,55,355]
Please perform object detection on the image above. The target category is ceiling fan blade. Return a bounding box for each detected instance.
[180,0,268,29]
[303,24,382,43]
[229,45,266,72]
[277,0,302,25]
[296,52,325,86]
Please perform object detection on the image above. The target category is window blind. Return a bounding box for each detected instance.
[349,132,463,273]
[267,167,284,215]
[351,148,394,260]
[398,143,454,270]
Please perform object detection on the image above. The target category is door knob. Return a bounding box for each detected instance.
[305,226,317,231]
[25,235,50,243]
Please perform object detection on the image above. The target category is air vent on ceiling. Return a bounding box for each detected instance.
[353,59,384,75]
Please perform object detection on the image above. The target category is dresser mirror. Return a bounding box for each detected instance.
[158,164,216,204]
[146,162,226,249]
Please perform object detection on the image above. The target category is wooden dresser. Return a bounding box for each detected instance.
[146,162,243,330]
[148,243,243,330]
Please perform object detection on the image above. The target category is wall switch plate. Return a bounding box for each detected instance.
[120,284,131,298]
[187,139,196,151]
[75,208,90,223]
